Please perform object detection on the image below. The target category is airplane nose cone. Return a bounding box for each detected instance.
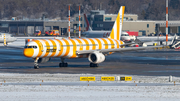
[23,48,34,57]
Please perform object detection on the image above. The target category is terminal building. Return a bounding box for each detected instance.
[88,10,155,36]
[0,9,180,36]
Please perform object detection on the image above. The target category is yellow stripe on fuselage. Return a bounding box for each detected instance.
[76,39,83,50]
[56,39,63,57]
[34,40,43,57]
[101,38,108,49]
[42,39,50,57]
[115,40,120,48]
[63,39,70,57]
[49,39,57,57]
[108,38,115,49]
[82,39,89,50]
[94,38,102,49]
[89,39,96,50]
[69,39,77,58]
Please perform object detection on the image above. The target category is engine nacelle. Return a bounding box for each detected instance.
[38,58,50,63]
[88,52,105,64]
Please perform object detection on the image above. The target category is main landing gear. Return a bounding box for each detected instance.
[59,58,68,67]
[34,58,39,69]
[90,63,98,67]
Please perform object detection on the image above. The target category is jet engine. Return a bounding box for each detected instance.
[38,58,51,63]
[88,52,105,64]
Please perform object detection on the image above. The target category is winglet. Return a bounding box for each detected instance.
[109,6,125,40]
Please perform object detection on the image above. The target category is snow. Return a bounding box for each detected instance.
[0,73,180,100]
[0,85,179,101]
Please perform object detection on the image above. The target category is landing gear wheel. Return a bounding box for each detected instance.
[65,63,68,67]
[59,63,68,67]
[90,63,98,67]
[59,63,62,67]
[34,65,39,69]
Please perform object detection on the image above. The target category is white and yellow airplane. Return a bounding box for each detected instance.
[23,6,160,69]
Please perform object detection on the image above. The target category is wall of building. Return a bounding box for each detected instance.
[123,21,155,36]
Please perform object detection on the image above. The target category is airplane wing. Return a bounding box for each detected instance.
[6,46,24,49]
[76,46,164,55]
[120,42,136,46]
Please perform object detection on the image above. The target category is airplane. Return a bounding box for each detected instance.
[82,13,131,42]
[23,6,161,69]
[0,33,17,46]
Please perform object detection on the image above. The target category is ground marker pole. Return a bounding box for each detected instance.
[68,5,71,39]
[166,0,168,46]
[174,81,176,86]
[4,81,5,83]
[136,84,137,86]
[78,5,81,38]
[40,84,41,86]
[42,80,43,82]
[134,81,135,83]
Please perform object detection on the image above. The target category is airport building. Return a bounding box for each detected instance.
[0,20,73,35]
[155,21,180,34]
[89,12,155,36]
[0,9,180,36]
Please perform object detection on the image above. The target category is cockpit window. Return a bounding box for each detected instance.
[25,46,37,49]
[122,34,129,36]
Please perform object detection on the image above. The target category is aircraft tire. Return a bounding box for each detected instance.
[90,63,98,67]
[65,63,68,67]
[59,63,63,67]
[34,65,39,69]
[59,63,68,67]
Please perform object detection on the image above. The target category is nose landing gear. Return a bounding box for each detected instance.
[34,58,39,69]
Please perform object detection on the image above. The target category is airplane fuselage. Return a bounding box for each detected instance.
[82,31,131,42]
[24,38,124,58]
[0,33,17,43]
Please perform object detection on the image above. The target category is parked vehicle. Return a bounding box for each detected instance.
[35,30,41,36]
[45,30,59,36]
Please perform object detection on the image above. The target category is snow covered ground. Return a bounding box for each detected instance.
[0,73,180,101]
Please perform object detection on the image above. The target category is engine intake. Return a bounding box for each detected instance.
[88,52,105,64]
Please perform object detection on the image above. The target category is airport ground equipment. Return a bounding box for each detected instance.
[45,30,60,36]
[35,30,41,36]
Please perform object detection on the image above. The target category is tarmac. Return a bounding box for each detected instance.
[0,46,180,76]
